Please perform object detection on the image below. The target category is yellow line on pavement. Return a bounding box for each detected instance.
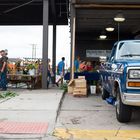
[53,128,140,140]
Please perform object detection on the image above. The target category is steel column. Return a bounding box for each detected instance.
[42,0,49,89]
[52,24,57,84]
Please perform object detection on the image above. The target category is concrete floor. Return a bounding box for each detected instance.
[54,93,140,140]
[0,89,140,140]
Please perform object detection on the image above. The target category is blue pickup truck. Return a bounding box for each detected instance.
[100,40,140,122]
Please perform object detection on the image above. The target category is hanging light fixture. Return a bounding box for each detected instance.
[114,13,125,22]
[99,31,107,39]
[99,35,107,39]
[106,26,115,32]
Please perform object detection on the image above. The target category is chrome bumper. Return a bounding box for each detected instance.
[122,93,140,106]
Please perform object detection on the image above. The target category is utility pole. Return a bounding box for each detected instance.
[30,44,37,61]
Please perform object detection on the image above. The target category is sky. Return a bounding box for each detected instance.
[0,25,70,68]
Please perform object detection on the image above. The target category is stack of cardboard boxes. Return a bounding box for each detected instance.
[68,76,87,97]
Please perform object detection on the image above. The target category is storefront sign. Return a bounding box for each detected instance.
[86,50,111,57]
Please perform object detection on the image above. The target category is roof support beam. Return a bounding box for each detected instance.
[3,0,34,14]
[75,4,140,9]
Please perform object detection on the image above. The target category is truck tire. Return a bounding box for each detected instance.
[116,87,132,122]
[101,87,110,100]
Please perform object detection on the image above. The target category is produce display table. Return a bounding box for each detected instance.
[64,72,100,81]
[7,74,41,89]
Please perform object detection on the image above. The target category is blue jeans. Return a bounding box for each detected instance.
[0,72,7,90]
[47,70,51,88]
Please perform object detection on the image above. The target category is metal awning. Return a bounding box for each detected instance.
[71,0,140,41]
[0,0,69,25]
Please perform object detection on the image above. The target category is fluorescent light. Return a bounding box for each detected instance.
[99,35,107,39]
[114,13,125,22]
[105,27,114,32]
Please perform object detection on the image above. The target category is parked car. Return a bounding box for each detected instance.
[100,40,140,122]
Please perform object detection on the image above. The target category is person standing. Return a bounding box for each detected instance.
[74,56,80,72]
[56,57,65,86]
[47,58,52,88]
[0,50,8,91]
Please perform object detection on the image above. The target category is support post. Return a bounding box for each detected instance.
[42,0,49,89]
[70,5,76,80]
[52,24,57,84]
[118,22,120,41]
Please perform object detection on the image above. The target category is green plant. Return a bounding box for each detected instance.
[60,83,68,93]
[93,80,96,85]
[0,91,18,99]
[27,64,35,70]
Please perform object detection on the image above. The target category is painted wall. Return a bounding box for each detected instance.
[75,39,115,60]
[75,32,133,60]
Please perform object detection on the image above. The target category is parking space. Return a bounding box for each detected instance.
[54,94,140,140]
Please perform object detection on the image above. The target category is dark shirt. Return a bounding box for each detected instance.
[0,56,8,72]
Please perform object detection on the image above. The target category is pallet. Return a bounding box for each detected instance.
[73,94,87,97]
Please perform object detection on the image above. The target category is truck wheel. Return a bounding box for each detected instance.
[116,87,132,122]
[101,87,109,100]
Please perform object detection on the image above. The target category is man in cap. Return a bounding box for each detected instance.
[0,50,8,91]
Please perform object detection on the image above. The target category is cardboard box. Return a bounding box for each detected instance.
[75,79,87,88]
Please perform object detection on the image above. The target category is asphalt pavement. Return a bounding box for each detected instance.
[54,93,140,140]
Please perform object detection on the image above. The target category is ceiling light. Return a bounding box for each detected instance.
[114,13,125,22]
[105,27,115,32]
[99,35,107,39]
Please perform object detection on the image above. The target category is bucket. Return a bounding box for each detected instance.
[90,85,96,94]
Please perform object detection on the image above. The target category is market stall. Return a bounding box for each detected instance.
[7,59,42,89]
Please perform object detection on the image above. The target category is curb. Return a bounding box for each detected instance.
[55,90,65,123]
[0,97,13,104]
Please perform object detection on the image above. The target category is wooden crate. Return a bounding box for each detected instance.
[68,86,74,94]
[73,94,87,97]
[73,87,87,96]
[75,79,87,88]
[68,79,75,94]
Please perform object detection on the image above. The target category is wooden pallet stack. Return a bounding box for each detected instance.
[68,76,87,97]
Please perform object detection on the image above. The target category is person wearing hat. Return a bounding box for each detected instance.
[0,50,8,91]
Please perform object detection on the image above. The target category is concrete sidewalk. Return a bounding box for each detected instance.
[0,89,64,140]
